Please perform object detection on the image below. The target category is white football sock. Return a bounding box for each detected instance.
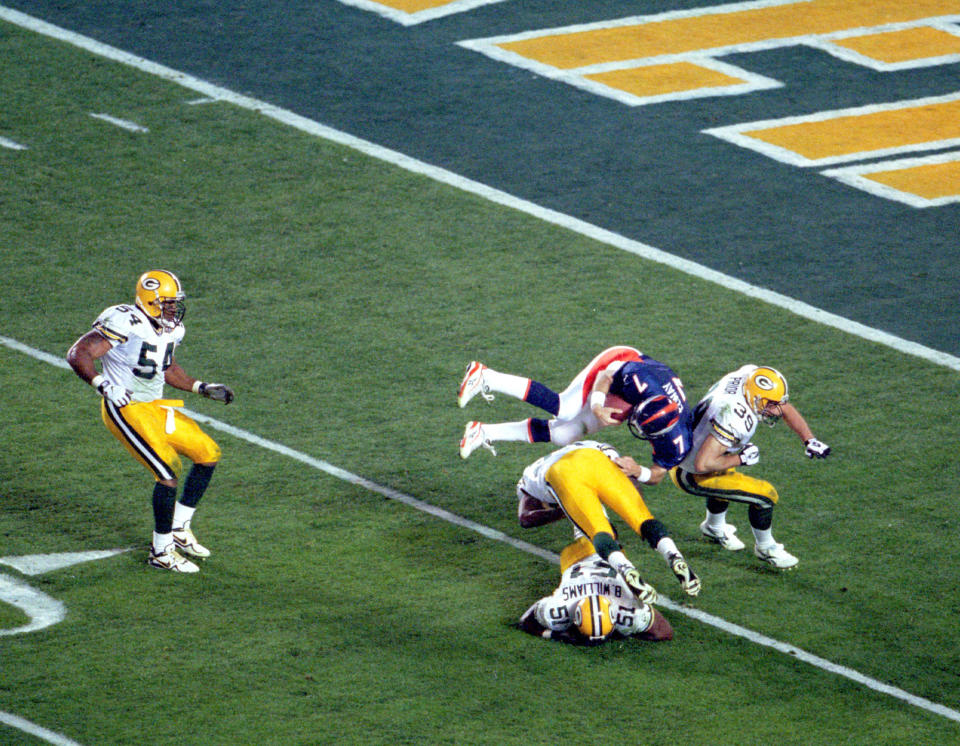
[152,531,173,553]
[172,502,196,530]
[751,527,774,547]
[705,509,727,531]
[655,537,680,561]
[483,369,532,400]
[606,550,632,575]
[482,420,536,443]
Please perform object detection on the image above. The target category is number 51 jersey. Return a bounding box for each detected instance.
[92,304,185,403]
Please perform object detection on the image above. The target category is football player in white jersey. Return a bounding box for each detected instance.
[67,270,235,573]
[518,537,674,645]
[515,441,701,599]
[671,365,830,569]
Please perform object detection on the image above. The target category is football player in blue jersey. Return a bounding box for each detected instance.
[67,270,235,573]
[457,346,693,481]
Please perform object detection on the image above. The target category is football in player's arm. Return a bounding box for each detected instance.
[66,270,235,573]
[457,346,696,487]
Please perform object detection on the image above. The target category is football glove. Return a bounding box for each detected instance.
[198,382,235,404]
[739,443,760,466]
[805,438,831,459]
[97,379,132,407]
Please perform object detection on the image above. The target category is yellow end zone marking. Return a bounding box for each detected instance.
[865,159,960,198]
[705,92,960,166]
[336,0,508,25]
[831,26,960,63]
[823,152,960,207]
[585,61,746,98]
[373,0,461,11]
[462,0,960,104]
[494,0,960,68]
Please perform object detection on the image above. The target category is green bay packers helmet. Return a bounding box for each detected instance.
[744,366,789,424]
[574,595,614,644]
[135,270,185,331]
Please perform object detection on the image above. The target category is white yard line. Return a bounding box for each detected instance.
[2,334,958,724]
[0,5,958,372]
[0,713,84,746]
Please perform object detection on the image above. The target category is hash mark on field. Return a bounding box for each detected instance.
[0,135,27,150]
[88,112,149,132]
[2,332,959,725]
[3,4,956,371]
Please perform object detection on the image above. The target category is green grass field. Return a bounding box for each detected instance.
[2,20,959,745]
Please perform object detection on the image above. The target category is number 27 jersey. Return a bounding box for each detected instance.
[93,304,185,403]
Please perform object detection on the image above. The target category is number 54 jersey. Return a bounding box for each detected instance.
[92,304,185,403]
[677,364,760,474]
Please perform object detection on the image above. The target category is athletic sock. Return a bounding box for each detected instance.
[152,531,173,554]
[705,509,727,531]
[484,369,533,400]
[751,527,774,547]
[172,502,196,531]
[655,536,680,561]
[152,482,177,535]
[180,463,216,508]
[483,420,537,443]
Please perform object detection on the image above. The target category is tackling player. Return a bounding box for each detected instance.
[518,538,674,645]
[515,440,701,599]
[67,270,235,573]
[457,346,693,480]
[671,365,831,568]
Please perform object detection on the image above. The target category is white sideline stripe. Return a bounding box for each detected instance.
[0,4,958,372]
[0,713,84,746]
[2,335,959,724]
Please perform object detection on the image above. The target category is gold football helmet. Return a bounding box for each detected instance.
[574,595,614,643]
[135,270,185,331]
[744,366,789,424]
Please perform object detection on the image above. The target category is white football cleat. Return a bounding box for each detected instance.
[754,542,798,569]
[668,553,701,597]
[459,421,496,459]
[172,522,210,558]
[148,544,199,573]
[620,567,658,605]
[700,520,746,551]
[458,361,493,408]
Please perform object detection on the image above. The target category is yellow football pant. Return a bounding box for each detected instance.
[101,399,221,482]
[546,448,654,542]
[670,467,779,507]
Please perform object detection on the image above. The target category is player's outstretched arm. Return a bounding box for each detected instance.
[166,360,235,404]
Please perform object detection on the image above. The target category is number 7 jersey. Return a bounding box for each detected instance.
[92,303,185,403]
